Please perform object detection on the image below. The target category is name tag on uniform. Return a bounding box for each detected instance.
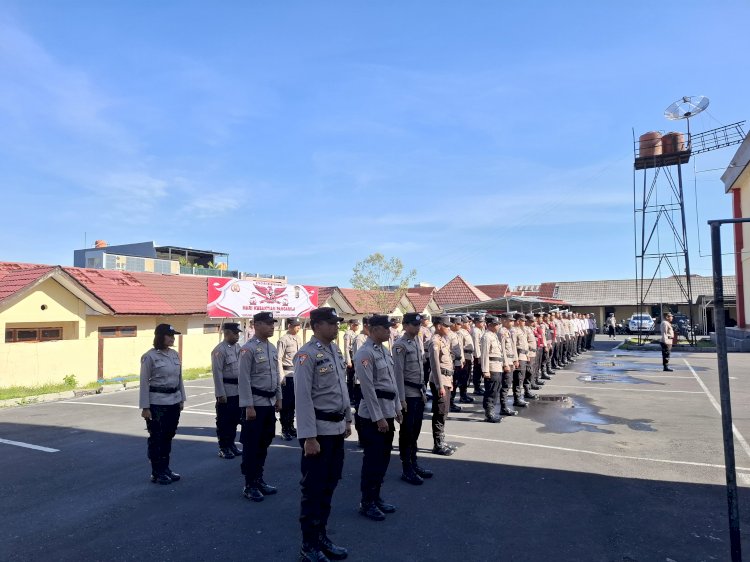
[257,356,268,363]
[318,365,333,374]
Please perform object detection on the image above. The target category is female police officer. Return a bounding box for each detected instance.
[139,323,186,485]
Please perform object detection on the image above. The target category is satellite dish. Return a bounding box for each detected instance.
[664,95,710,120]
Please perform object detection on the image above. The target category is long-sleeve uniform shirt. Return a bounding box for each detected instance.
[524,326,537,358]
[500,327,518,364]
[471,326,484,360]
[238,337,282,408]
[354,338,400,421]
[480,330,506,374]
[428,334,454,388]
[392,335,425,400]
[343,328,358,365]
[277,333,301,382]
[459,328,474,363]
[139,348,186,409]
[447,330,464,368]
[211,341,240,398]
[418,326,432,355]
[661,320,674,344]
[293,336,352,439]
[350,332,368,384]
[512,327,529,362]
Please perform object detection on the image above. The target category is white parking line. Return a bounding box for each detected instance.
[684,359,750,461]
[184,384,213,388]
[57,402,214,416]
[425,431,750,472]
[545,384,703,394]
[0,438,59,453]
[186,400,216,408]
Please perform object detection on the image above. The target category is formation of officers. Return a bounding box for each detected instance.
[139,307,596,562]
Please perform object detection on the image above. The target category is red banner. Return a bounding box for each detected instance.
[207,278,318,318]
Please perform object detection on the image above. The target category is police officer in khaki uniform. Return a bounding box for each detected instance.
[524,314,543,391]
[418,315,432,385]
[513,314,537,402]
[294,307,351,562]
[500,314,525,414]
[428,316,455,455]
[354,314,402,521]
[343,318,360,395]
[212,322,243,459]
[277,318,302,441]
[480,315,506,423]
[393,312,433,486]
[471,314,486,395]
[238,311,282,502]
[456,316,475,403]
[448,317,465,412]
[661,312,675,372]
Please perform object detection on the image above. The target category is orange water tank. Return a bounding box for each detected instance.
[661,132,686,154]
[639,132,663,158]
[94,240,108,248]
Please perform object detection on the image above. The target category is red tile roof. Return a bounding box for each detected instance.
[338,288,399,314]
[317,287,336,306]
[62,267,207,315]
[475,284,509,299]
[406,292,433,313]
[408,286,436,296]
[0,263,55,304]
[434,276,491,306]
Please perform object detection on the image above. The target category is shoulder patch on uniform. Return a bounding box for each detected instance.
[394,346,403,354]
[361,358,370,367]
[298,353,308,364]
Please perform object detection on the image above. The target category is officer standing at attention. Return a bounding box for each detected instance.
[418,315,433,385]
[480,315,506,423]
[471,314,486,395]
[524,314,543,390]
[351,317,370,444]
[513,314,537,403]
[660,312,675,372]
[392,312,433,486]
[447,318,465,412]
[354,314,402,521]
[500,314,525,414]
[343,318,360,396]
[140,323,185,485]
[428,316,455,455]
[294,307,351,562]
[388,317,403,348]
[212,322,243,459]
[456,316,475,404]
[238,311,282,502]
[278,318,302,441]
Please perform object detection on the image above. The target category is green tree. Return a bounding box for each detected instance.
[350,253,417,314]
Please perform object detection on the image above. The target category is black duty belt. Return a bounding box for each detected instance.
[314,409,346,422]
[463,347,473,352]
[375,389,396,400]
[149,386,179,394]
[222,377,238,384]
[404,380,424,390]
[489,356,502,361]
[440,368,454,376]
[251,386,277,398]
[283,366,294,372]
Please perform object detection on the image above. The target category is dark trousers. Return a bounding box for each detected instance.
[483,372,501,414]
[511,368,523,400]
[215,394,241,448]
[351,384,363,437]
[429,383,450,445]
[240,405,276,485]
[299,434,345,545]
[451,363,469,400]
[423,359,431,385]
[399,396,424,465]
[586,329,594,349]
[661,343,672,368]
[359,417,395,503]
[498,370,514,405]
[280,376,296,431]
[346,365,356,396]
[521,359,533,392]
[146,403,181,475]
[472,358,483,391]
[553,342,563,366]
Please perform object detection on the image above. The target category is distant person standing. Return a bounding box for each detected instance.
[606,313,616,340]
[661,313,675,372]
[211,322,243,459]
[139,324,186,485]
[277,318,302,441]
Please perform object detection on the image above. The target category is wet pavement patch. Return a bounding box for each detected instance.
[577,373,663,385]
[521,394,655,434]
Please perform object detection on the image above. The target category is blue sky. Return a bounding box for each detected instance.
[1,1,748,289]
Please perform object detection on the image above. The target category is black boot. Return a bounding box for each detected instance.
[243,484,264,502]
[229,443,242,456]
[218,447,235,459]
[432,440,454,456]
[459,393,474,403]
[524,392,538,400]
[376,497,397,513]
[255,478,277,495]
[449,402,462,413]
[413,460,433,479]
[499,406,518,416]
[319,532,348,560]
[299,542,331,562]
[401,462,424,486]
[485,412,501,423]
[359,501,386,521]
[541,373,552,380]
[514,398,529,408]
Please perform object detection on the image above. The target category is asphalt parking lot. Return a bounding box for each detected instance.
[2,336,750,561]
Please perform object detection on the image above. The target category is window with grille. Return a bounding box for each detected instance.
[5,327,63,343]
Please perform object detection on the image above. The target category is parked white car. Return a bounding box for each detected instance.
[627,314,655,334]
